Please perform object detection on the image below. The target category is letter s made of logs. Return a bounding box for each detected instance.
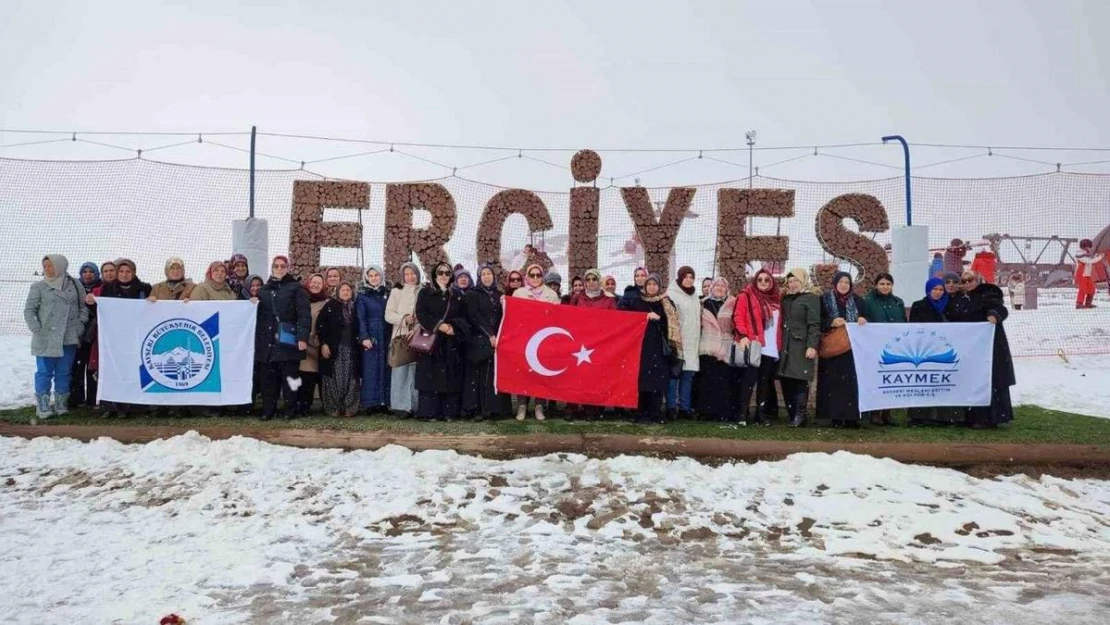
[814,193,890,293]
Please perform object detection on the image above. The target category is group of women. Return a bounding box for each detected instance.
[24,252,1015,429]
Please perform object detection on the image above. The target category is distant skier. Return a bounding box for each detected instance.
[929,252,943,279]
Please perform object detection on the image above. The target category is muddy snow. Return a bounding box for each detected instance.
[1,433,1108,624]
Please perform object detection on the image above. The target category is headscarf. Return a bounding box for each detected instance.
[602,274,617,297]
[452,268,473,295]
[831,271,853,307]
[675,265,696,296]
[164,257,186,286]
[227,254,249,294]
[786,267,820,295]
[242,274,262,300]
[303,273,329,303]
[824,271,860,322]
[100,261,117,284]
[641,273,683,352]
[543,270,562,289]
[430,262,453,294]
[334,280,357,324]
[505,269,523,292]
[42,254,70,291]
[109,258,145,299]
[707,276,729,302]
[583,268,603,298]
[202,261,230,292]
[78,261,101,294]
[943,271,961,284]
[524,263,547,298]
[742,268,782,326]
[475,263,502,309]
[925,277,949,314]
[360,265,388,296]
[399,261,422,287]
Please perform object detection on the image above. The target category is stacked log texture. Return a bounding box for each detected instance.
[384,183,456,283]
[620,186,695,278]
[568,187,600,280]
[814,193,890,293]
[475,189,554,283]
[571,149,602,183]
[715,189,794,292]
[289,180,367,280]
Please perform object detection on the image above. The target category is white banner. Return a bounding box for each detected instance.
[847,322,995,412]
[97,299,257,406]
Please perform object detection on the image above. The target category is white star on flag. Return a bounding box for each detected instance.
[573,345,594,365]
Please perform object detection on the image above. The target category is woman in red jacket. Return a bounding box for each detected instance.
[732,268,782,425]
[569,268,616,310]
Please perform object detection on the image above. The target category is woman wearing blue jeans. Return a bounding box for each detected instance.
[24,254,89,424]
[666,266,702,420]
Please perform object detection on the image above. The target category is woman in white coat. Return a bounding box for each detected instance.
[384,262,421,418]
[665,266,702,420]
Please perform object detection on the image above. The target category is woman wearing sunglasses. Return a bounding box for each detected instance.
[254,255,311,421]
[414,262,469,421]
[511,263,560,420]
[948,271,1015,429]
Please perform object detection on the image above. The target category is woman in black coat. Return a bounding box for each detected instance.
[906,277,967,427]
[947,271,1015,428]
[816,271,869,428]
[619,274,680,424]
[414,262,470,421]
[95,259,151,418]
[462,264,512,420]
[316,282,363,417]
[254,255,311,421]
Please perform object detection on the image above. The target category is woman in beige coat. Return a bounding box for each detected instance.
[384,262,422,417]
[510,263,561,421]
[187,262,238,301]
[294,273,329,415]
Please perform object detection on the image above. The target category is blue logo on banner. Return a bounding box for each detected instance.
[876,329,959,399]
[139,314,221,393]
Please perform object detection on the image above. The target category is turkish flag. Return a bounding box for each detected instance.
[496,297,647,408]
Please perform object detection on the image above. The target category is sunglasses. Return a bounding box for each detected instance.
[272,263,287,268]
[961,278,977,284]
[509,277,522,282]
[436,270,452,276]
[756,277,772,283]
[586,277,599,282]
[528,272,543,278]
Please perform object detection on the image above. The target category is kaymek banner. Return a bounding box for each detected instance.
[96,299,257,406]
[847,323,995,412]
[496,297,647,408]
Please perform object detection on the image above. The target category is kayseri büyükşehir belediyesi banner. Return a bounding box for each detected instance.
[96,299,257,406]
[847,323,995,412]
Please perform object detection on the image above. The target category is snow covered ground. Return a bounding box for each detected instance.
[1,434,1108,624]
[4,332,1109,418]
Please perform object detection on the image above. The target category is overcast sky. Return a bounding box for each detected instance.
[1,0,1108,187]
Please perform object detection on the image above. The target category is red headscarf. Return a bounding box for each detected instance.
[742,268,781,321]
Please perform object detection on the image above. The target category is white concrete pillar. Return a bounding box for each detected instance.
[232,218,269,279]
[891,225,930,305]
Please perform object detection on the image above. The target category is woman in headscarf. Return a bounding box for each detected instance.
[414,261,470,421]
[695,277,740,422]
[906,277,966,427]
[148,257,195,301]
[700,277,712,301]
[226,254,250,298]
[948,270,1015,429]
[316,281,363,417]
[254,255,311,420]
[862,272,906,426]
[602,275,618,298]
[620,273,681,424]
[385,262,422,418]
[733,268,783,426]
[463,263,512,420]
[511,262,560,420]
[618,267,649,309]
[67,262,102,409]
[356,265,392,413]
[778,268,821,427]
[24,254,89,423]
[83,260,116,410]
[570,268,616,310]
[504,269,524,294]
[324,267,343,296]
[188,261,238,301]
[452,267,473,296]
[295,273,330,416]
[94,259,152,418]
[816,271,869,428]
[241,274,263,301]
[666,266,702,421]
[563,275,584,305]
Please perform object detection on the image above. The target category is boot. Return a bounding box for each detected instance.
[516,403,527,422]
[53,393,69,416]
[535,404,546,421]
[788,390,808,428]
[1086,294,1096,308]
[666,407,677,422]
[33,394,52,425]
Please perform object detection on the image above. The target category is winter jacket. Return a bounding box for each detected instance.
[863,290,907,323]
[1007,279,1026,308]
[414,284,470,393]
[254,274,311,363]
[733,291,784,352]
[299,299,328,373]
[463,286,504,363]
[698,296,736,361]
[777,292,820,381]
[315,300,363,378]
[513,285,561,304]
[948,283,1016,388]
[666,283,702,372]
[569,291,617,310]
[620,296,672,391]
[909,298,949,323]
[188,280,238,301]
[150,280,195,301]
[617,284,641,310]
[357,285,392,348]
[24,275,89,358]
[384,284,419,341]
[357,284,392,407]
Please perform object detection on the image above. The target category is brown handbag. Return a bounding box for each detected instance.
[388,334,415,367]
[408,292,452,355]
[817,325,851,359]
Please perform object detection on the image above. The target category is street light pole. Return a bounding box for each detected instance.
[745,130,757,189]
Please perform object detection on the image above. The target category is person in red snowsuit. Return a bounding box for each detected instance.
[1075,239,1105,309]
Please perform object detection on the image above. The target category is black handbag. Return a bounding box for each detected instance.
[660,329,684,378]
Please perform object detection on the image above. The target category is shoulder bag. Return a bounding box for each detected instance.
[729,295,763,368]
[409,291,452,355]
[817,324,851,359]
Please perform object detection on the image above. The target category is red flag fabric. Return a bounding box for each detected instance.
[496,297,647,408]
